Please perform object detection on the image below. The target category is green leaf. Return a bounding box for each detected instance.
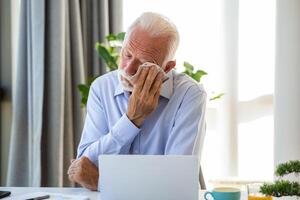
[95,42,118,70]
[111,52,120,57]
[193,69,208,82]
[183,71,192,76]
[81,96,88,106]
[209,93,225,101]
[275,160,300,177]
[116,32,126,41]
[182,61,208,83]
[87,76,98,85]
[78,84,89,95]
[183,61,194,72]
[78,84,90,106]
[107,46,115,54]
[260,180,300,197]
[106,34,117,41]
[260,160,300,197]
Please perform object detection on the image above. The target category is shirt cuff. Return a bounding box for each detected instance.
[110,113,141,146]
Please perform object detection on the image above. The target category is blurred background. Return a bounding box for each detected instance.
[0,0,299,189]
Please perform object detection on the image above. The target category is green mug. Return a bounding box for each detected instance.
[204,187,241,200]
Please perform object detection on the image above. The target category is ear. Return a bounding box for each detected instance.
[164,60,176,73]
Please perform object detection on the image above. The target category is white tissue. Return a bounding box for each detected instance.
[118,62,168,92]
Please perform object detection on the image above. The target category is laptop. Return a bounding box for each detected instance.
[98,155,199,200]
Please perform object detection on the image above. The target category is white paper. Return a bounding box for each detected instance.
[11,192,89,200]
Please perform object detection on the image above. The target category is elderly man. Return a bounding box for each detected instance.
[68,12,206,190]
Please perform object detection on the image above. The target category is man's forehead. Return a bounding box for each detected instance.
[129,27,151,39]
[128,28,169,47]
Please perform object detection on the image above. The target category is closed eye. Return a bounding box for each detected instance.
[124,51,132,58]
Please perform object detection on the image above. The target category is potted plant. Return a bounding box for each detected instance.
[260,160,300,199]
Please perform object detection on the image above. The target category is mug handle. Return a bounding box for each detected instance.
[204,191,214,200]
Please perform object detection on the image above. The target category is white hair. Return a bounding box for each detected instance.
[123,12,180,63]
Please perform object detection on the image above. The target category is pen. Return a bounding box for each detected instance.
[26,194,50,200]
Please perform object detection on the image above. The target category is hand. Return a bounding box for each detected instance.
[127,65,164,127]
[67,156,99,191]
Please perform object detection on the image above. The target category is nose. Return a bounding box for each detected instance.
[124,60,139,76]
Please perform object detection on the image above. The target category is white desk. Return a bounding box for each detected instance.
[0,187,99,199]
[0,187,247,199]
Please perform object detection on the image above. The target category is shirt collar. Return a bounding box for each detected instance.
[114,70,174,99]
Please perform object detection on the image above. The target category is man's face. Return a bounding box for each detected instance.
[119,28,170,77]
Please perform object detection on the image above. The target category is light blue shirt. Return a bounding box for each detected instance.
[77,69,207,166]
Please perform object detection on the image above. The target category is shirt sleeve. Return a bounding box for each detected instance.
[76,81,141,166]
[164,85,207,157]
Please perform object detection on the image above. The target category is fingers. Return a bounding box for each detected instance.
[68,164,76,182]
[149,72,164,95]
[67,158,84,182]
[67,156,99,191]
[134,65,164,94]
[133,67,149,92]
[67,157,83,177]
[152,87,161,109]
[67,156,94,177]
[142,66,161,92]
[127,64,164,127]
[68,165,80,175]
[130,64,144,82]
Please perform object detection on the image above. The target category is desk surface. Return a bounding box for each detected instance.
[0,187,247,200]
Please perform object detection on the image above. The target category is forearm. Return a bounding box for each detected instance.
[77,114,141,165]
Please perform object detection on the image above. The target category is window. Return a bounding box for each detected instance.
[123,0,275,185]
[237,0,275,180]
